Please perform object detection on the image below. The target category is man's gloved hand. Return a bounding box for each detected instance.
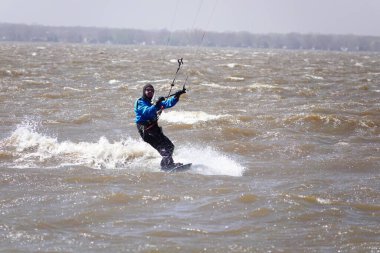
[155,96,165,109]
[174,88,186,98]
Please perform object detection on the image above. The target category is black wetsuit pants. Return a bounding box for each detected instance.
[137,123,174,168]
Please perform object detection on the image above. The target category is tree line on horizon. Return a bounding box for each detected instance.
[1,23,380,52]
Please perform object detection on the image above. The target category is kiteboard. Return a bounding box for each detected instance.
[162,163,192,173]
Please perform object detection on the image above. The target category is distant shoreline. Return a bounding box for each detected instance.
[1,23,380,52]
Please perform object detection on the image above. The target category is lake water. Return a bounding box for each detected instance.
[0,42,379,252]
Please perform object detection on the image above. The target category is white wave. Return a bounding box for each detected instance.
[226,76,245,81]
[2,123,244,177]
[160,111,231,124]
[137,79,171,84]
[201,82,238,90]
[169,58,187,63]
[5,124,156,170]
[63,87,87,92]
[305,74,324,80]
[215,63,238,68]
[108,79,120,84]
[217,63,252,68]
[249,83,277,89]
[176,146,245,177]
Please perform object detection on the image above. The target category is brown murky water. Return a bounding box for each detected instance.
[1,42,379,252]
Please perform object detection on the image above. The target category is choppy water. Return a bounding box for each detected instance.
[1,42,379,252]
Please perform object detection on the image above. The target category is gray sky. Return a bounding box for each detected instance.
[1,0,379,36]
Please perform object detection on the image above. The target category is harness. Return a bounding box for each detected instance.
[137,120,158,131]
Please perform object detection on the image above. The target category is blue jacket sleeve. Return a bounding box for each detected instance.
[160,96,179,109]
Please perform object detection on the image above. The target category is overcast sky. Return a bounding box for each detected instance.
[1,0,379,36]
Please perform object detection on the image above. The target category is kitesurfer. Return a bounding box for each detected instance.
[134,83,186,170]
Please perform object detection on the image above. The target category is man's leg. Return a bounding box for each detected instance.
[157,135,175,168]
[140,125,175,168]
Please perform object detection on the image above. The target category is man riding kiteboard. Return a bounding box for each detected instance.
[134,83,186,170]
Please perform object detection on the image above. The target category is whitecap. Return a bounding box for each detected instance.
[2,122,244,176]
[336,142,349,146]
[3,123,156,170]
[108,79,120,85]
[316,197,332,205]
[160,111,231,124]
[176,146,245,177]
[137,79,171,84]
[249,83,277,89]
[201,82,237,90]
[305,74,324,80]
[63,87,86,92]
[217,63,252,68]
[226,76,245,81]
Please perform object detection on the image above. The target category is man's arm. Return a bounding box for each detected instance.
[135,99,158,122]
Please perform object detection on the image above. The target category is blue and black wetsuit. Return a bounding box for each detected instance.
[134,93,179,169]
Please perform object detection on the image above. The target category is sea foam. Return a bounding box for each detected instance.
[2,122,244,176]
[160,110,231,124]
